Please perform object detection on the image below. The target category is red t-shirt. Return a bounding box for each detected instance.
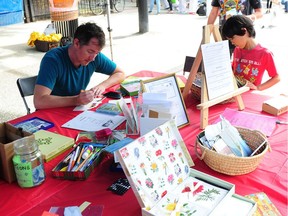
[232,44,278,86]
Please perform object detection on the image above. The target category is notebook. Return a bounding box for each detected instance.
[34,130,74,162]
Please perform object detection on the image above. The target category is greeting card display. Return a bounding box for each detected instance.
[116,120,256,216]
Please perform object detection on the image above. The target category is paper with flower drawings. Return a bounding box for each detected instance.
[117,120,228,215]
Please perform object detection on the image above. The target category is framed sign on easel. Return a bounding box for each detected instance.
[182,25,249,129]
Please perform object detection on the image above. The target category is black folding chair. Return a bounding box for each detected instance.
[16,75,37,114]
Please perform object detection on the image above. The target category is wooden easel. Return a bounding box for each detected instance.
[183,25,249,129]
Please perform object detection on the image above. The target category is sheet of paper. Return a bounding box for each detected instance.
[201,40,235,100]
[143,77,189,127]
[73,97,105,111]
[215,108,277,136]
[62,111,126,131]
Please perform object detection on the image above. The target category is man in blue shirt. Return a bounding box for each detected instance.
[34,22,125,109]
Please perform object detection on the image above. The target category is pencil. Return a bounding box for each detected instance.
[77,146,85,164]
[67,151,75,172]
[75,152,93,172]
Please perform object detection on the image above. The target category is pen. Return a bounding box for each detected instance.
[276,120,288,125]
[77,146,85,164]
[71,146,85,171]
[75,151,93,172]
[70,146,80,170]
[67,151,75,172]
[79,149,101,172]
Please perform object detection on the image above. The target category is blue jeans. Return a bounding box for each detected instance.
[149,0,161,13]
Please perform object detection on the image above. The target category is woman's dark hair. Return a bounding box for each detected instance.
[222,15,256,39]
[73,22,105,48]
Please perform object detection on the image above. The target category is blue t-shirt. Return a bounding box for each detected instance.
[36,45,116,96]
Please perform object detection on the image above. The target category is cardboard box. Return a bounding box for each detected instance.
[0,122,34,183]
[116,120,256,216]
[262,94,288,116]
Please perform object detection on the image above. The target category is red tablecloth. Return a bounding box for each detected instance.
[1,71,287,216]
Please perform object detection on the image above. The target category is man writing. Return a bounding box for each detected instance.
[34,22,125,109]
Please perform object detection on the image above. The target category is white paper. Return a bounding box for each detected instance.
[143,76,188,127]
[73,97,105,111]
[62,111,126,131]
[201,40,235,100]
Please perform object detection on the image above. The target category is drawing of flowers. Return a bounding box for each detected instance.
[145,178,154,188]
[193,182,204,196]
[150,162,158,172]
[195,188,220,202]
[140,163,147,175]
[163,162,168,175]
[164,140,170,150]
[167,174,174,184]
[128,164,137,175]
[171,139,178,148]
[165,126,170,138]
[169,152,175,163]
[165,199,178,212]
[161,190,167,198]
[158,177,166,188]
[178,177,183,184]
[155,127,163,136]
[145,150,152,161]
[119,147,129,159]
[138,137,146,146]
[185,165,189,174]
[149,135,158,148]
[178,152,184,163]
[155,149,165,160]
[155,149,162,157]
[174,163,182,176]
[151,190,159,201]
[182,186,192,199]
[134,147,140,159]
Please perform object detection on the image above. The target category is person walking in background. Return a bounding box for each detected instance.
[207,0,263,55]
[282,0,288,12]
[266,0,273,13]
[149,0,161,14]
[178,0,187,13]
[165,0,174,13]
[222,15,280,91]
[161,0,170,10]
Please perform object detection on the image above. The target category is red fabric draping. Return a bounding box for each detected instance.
[0,71,287,216]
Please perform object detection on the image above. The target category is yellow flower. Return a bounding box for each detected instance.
[166,202,177,211]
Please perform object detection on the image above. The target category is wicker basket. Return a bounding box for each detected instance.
[35,40,59,52]
[191,72,235,104]
[195,127,270,176]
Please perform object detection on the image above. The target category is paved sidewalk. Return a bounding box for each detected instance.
[0,3,287,122]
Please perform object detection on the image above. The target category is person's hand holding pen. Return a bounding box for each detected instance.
[77,89,95,105]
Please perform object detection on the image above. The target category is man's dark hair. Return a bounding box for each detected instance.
[222,15,256,39]
[73,22,106,48]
